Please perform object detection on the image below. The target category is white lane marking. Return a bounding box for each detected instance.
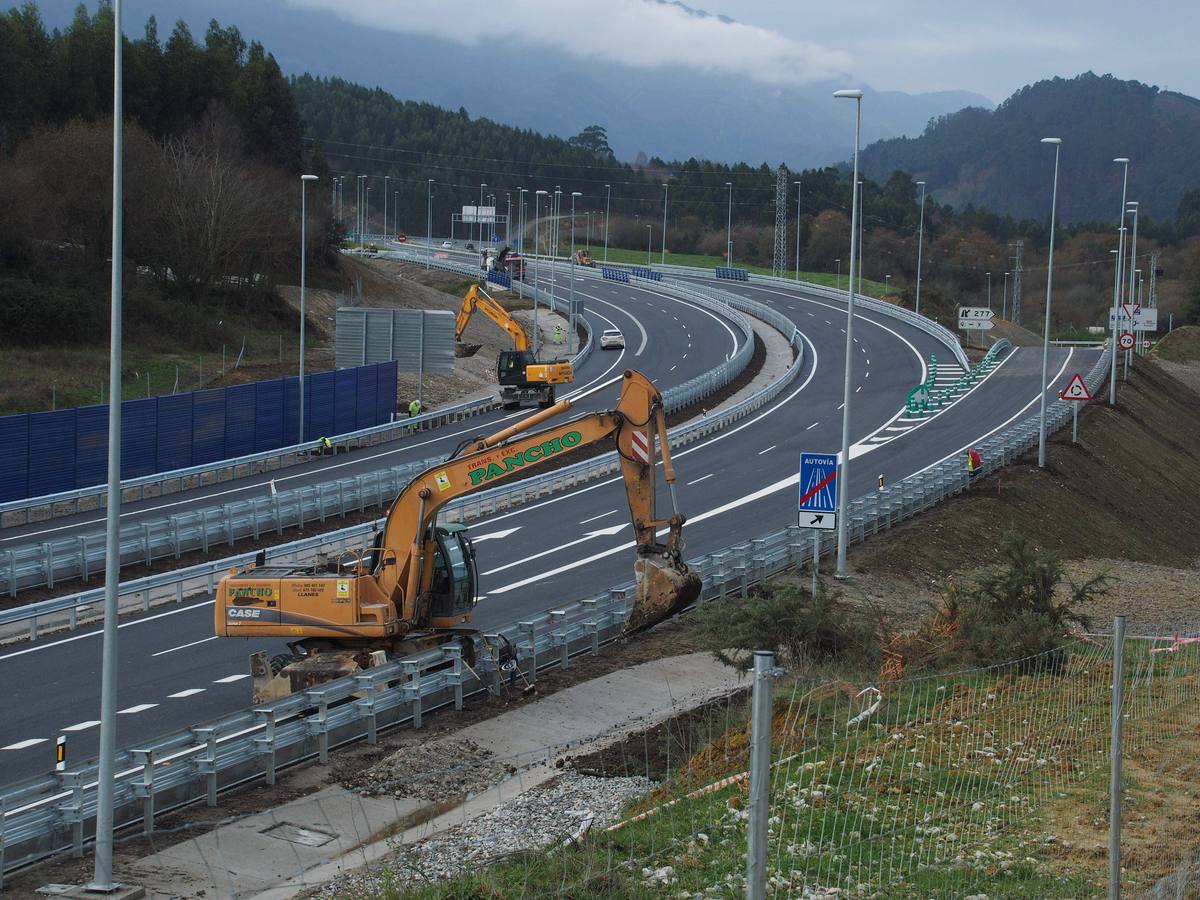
[825,319,833,325]
[470,526,522,543]
[686,474,714,485]
[579,509,617,524]
[865,371,870,378]
[575,288,648,356]
[806,422,820,430]
[683,353,687,358]
[214,674,251,684]
[837,403,845,410]
[669,365,676,372]
[480,523,627,576]
[856,386,862,393]
[636,286,739,357]
[152,635,218,657]
[758,445,776,455]
[807,312,815,317]
[63,720,101,732]
[2,738,47,751]
[118,703,158,715]
[168,688,207,699]
[0,597,215,662]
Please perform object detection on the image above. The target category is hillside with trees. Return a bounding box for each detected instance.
[860,73,1200,224]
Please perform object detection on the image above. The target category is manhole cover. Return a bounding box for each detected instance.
[261,822,337,847]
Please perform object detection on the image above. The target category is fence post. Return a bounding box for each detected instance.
[746,650,775,900]
[1109,614,1126,900]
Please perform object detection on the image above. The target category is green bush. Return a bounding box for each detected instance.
[694,582,880,674]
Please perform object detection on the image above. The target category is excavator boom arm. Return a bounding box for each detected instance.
[374,370,668,622]
[454,284,531,351]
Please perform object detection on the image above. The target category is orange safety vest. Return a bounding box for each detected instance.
[966,449,982,473]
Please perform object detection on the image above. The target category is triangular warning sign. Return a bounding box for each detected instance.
[1059,373,1092,401]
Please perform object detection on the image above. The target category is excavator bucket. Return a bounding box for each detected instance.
[626,554,702,633]
[455,341,483,358]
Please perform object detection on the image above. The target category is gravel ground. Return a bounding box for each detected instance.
[337,737,516,801]
[311,772,653,895]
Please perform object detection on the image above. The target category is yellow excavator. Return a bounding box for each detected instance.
[215,369,702,703]
[455,283,573,409]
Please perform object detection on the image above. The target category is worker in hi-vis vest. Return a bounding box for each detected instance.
[408,398,422,418]
[966,448,982,477]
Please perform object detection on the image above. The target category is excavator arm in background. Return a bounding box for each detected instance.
[454,283,531,351]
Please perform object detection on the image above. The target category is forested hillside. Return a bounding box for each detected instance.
[860,73,1200,224]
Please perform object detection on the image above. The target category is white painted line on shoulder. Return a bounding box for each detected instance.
[758,445,776,455]
[686,474,714,485]
[214,674,251,684]
[152,635,218,657]
[2,738,47,751]
[168,688,207,699]
[118,704,158,715]
[62,720,100,732]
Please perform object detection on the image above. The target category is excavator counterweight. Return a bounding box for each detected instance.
[216,370,701,702]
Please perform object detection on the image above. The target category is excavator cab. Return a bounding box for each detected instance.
[497,349,537,386]
[428,523,478,620]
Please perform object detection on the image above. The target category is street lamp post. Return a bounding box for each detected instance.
[426,179,433,267]
[915,180,926,316]
[570,191,581,353]
[646,223,653,264]
[506,193,512,246]
[1110,158,1130,405]
[660,183,669,265]
[1003,272,1010,319]
[383,175,389,240]
[835,258,842,293]
[986,272,992,310]
[393,191,399,238]
[479,183,486,245]
[1036,137,1062,469]
[885,274,891,293]
[518,187,526,255]
[534,190,548,354]
[833,88,863,578]
[604,183,611,262]
[794,180,802,280]
[1125,201,1140,381]
[725,181,734,267]
[298,174,318,445]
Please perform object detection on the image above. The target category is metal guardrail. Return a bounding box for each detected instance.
[0,346,1110,877]
[0,273,764,608]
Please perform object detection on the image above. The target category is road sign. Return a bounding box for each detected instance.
[1109,307,1157,331]
[1118,331,1135,351]
[799,452,838,530]
[958,307,995,330]
[1142,339,1151,349]
[1059,373,1092,401]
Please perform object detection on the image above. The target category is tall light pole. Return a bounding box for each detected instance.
[1110,158,1130,405]
[1003,271,1010,319]
[986,271,992,310]
[604,183,611,262]
[833,88,863,578]
[518,187,526,254]
[915,180,926,316]
[298,174,318,445]
[794,180,802,280]
[534,190,548,354]
[357,175,365,250]
[383,174,389,240]
[857,180,864,299]
[1125,201,1140,381]
[1036,137,1062,469]
[393,191,399,238]
[661,182,668,264]
[570,191,581,352]
[646,223,653,264]
[885,274,892,293]
[835,258,842,293]
[506,193,512,245]
[479,182,486,245]
[426,179,433,267]
[92,0,124,888]
[725,181,734,267]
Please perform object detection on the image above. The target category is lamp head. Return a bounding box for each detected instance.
[1114,157,1129,164]
[833,89,863,99]
[1040,137,1062,145]
[536,190,548,196]
[572,191,582,197]
[916,180,925,186]
[1127,200,1139,208]
[301,174,317,182]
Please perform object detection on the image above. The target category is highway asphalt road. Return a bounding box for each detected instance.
[0,272,1095,785]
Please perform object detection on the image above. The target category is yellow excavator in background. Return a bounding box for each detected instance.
[215,369,702,703]
[455,283,572,409]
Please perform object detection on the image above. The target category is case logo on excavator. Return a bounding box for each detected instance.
[467,430,583,486]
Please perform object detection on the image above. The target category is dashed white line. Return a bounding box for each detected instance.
[579,509,617,524]
[825,319,833,325]
[669,365,676,371]
[686,474,715,485]
[168,688,207,699]
[213,674,251,684]
[856,386,862,393]
[152,635,219,657]
[806,422,820,430]
[118,703,158,715]
[2,738,46,751]
[758,445,777,455]
[837,403,845,410]
[63,720,100,732]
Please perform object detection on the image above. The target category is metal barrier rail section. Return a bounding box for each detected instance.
[0,345,1111,878]
[906,354,939,415]
[0,266,764,604]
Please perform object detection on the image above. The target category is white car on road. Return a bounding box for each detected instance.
[600,328,625,350]
[441,240,454,249]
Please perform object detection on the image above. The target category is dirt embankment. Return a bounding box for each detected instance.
[839,358,1200,631]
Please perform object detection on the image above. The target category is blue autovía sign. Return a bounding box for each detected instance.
[798,452,838,514]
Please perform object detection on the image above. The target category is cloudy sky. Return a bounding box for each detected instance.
[287,0,1198,102]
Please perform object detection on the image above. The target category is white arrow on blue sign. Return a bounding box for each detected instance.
[799,452,838,530]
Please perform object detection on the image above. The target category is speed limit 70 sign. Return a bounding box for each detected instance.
[1118,331,1135,351]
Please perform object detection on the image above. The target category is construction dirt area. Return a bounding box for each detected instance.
[7,353,1199,898]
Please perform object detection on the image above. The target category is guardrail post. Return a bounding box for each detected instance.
[353,675,379,745]
[132,748,156,834]
[7,549,15,597]
[193,727,218,806]
[58,771,84,857]
[402,660,423,728]
[308,689,332,764]
[273,496,283,535]
[581,598,600,655]
[201,508,211,554]
[520,621,538,685]
[0,796,7,889]
[253,708,278,786]
[43,541,54,590]
[224,505,235,546]
[143,522,153,565]
[78,535,89,582]
[446,645,465,711]
[549,610,568,669]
